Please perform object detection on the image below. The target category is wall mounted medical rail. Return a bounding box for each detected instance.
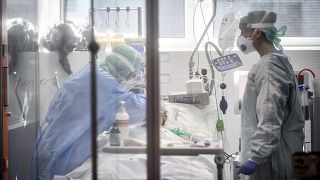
[88,7,142,37]
[103,145,225,180]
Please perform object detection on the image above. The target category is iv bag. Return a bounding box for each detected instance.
[218,11,239,52]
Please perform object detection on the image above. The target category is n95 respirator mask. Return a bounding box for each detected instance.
[236,35,256,54]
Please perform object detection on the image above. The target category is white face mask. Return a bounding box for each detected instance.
[236,35,256,54]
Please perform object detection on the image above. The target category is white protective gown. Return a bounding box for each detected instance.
[240,52,304,180]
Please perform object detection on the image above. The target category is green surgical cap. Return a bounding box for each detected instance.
[239,11,286,50]
[101,43,142,82]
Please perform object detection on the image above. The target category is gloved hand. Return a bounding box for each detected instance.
[237,160,258,175]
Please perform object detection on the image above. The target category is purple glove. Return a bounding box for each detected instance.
[237,160,258,175]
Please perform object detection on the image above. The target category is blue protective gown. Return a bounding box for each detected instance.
[29,64,146,180]
[240,52,305,180]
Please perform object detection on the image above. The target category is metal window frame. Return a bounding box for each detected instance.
[146,0,160,179]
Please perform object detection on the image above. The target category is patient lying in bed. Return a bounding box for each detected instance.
[54,100,219,180]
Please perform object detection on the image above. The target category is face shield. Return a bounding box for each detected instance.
[237,12,271,54]
[237,11,287,52]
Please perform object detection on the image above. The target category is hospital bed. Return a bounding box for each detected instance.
[53,100,224,180]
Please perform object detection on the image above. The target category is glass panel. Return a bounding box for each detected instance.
[215,0,320,37]
[7,0,38,179]
[38,1,147,179]
[159,1,223,180]
[7,0,149,179]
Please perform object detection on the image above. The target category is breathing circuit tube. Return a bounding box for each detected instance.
[204,41,222,96]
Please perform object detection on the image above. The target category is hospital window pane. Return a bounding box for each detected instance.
[66,0,185,38]
[215,0,320,37]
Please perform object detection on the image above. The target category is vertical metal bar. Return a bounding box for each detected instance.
[312,79,320,151]
[34,52,40,178]
[63,0,68,23]
[0,12,3,180]
[89,39,98,180]
[1,0,8,178]
[89,0,98,179]
[60,0,62,22]
[0,33,4,179]
[138,7,142,37]
[3,63,8,108]
[146,0,160,179]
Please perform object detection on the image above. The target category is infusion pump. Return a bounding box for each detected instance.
[168,92,210,106]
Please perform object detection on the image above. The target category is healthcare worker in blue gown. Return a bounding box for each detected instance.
[236,11,304,180]
[29,44,146,180]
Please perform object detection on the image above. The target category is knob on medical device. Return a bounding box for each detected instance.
[220,83,226,90]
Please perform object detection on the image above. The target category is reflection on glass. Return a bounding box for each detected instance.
[234,71,249,115]
[7,0,39,179]
[215,0,320,37]
[31,1,148,179]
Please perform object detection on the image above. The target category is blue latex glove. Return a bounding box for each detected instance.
[237,160,258,175]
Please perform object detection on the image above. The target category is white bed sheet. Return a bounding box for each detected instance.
[54,102,218,180]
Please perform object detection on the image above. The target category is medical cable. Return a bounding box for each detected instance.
[199,2,210,42]
[189,0,217,79]
[161,128,187,144]
[195,0,211,72]
[204,41,227,136]
[204,41,222,96]
[192,1,201,73]
[192,1,200,44]
[212,73,225,143]
[198,1,210,72]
